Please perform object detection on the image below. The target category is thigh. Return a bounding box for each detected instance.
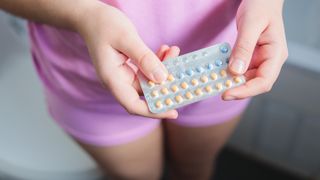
[76,126,164,180]
[164,115,241,178]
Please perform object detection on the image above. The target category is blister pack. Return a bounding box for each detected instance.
[138,43,245,113]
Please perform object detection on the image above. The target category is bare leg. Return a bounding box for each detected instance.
[76,126,163,180]
[164,115,241,180]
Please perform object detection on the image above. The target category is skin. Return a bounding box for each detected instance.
[1,0,288,179]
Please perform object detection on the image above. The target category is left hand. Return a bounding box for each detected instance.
[223,0,288,100]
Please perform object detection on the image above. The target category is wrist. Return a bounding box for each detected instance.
[70,0,105,33]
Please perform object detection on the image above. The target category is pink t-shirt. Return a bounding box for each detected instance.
[29,0,240,105]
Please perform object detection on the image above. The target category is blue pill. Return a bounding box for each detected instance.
[220,45,228,53]
[177,72,185,79]
[196,66,204,73]
[186,69,194,76]
[215,59,223,67]
[207,63,214,70]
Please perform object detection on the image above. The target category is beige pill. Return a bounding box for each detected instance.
[148,81,155,87]
[165,98,173,106]
[181,82,188,89]
[234,76,241,83]
[205,85,212,92]
[216,83,223,91]
[155,101,162,109]
[175,95,183,103]
[220,69,227,77]
[191,79,198,86]
[161,87,169,95]
[151,90,158,97]
[200,75,208,83]
[225,80,232,88]
[194,88,203,96]
[171,85,179,92]
[185,92,193,99]
[210,73,218,80]
[167,74,175,82]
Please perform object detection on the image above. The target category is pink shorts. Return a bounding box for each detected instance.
[45,89,249,147]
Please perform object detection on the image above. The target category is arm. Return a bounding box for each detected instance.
[0,0,95,30]
[1,0,178,119]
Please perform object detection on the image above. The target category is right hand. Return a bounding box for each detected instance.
[74,2,179,119]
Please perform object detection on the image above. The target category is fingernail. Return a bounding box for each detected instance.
[230,59,245,74]
[152,67,168,82]
[224,96,235,101]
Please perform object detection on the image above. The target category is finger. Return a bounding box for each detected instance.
[98,48,178,119]
[114,32,168,83]
[113,81,178,119]
[163,46,180,60]
[229,15,267,75]
[157,45,170,60]
[223,57,281,100]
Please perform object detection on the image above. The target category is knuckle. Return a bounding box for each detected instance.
[117,29,135,45]
[283,48,289,59]
[236,40,253,58]
[139,51,154,69]
[262,83,272,93]
[125,105,138,115]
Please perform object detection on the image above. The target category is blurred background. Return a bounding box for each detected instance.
[0,0,320,179]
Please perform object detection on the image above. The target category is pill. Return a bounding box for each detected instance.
[167,74,175,82]
[177,72,185,79]
[191,79,198,86]
[171,85,179,92]
[207,63,214,70]
[185,92,193,99]
[225,80,232,88]
[181,82,188,89]
[234,76,241,83]
[220,45,228,53]
[192,55,198,60]
[151,90,158,97]
[220,69,227,77]
[186,69,194,76]
[215,59,223,67]
[216,83,223,91]
[211,72,218,80]
[161,87,169,95]
[155,101,162,109]
[148,81,155,87]
[195,88,203,96]
[196,66,204,73]
[200,75,208,83]
[175,95,183,103]
[205,85,212,93]
[165,98,173,106]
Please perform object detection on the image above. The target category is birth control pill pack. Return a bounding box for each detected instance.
[138,43,245,113]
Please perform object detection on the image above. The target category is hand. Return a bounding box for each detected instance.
[223,0,288,100]
[76,2,179,119]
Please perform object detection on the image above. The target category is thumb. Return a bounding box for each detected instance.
[114,32,168,83]
[229,16,265,75]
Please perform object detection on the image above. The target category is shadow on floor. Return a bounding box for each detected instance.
[214,147,305,180]
[163,147,306,180]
